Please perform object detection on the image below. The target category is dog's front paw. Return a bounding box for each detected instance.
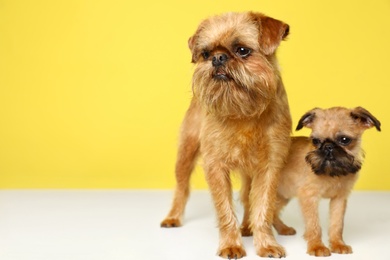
[330,243,352,254]
[218,246,246,259]
[307,244,331,257]
[257,245,286,258]
[160,218,181,228]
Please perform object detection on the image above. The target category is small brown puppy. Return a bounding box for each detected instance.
[273,107,381,257]
[161,12,292,258]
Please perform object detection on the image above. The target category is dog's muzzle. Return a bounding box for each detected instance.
[212,53,228,67]
[321,141,335,159]
[212,53,230,81]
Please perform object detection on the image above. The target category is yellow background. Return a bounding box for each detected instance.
[0,0,389,189]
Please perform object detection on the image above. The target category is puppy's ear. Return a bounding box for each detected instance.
[251,12,290,55]
[350,107,381,131]
[296,109,318,131]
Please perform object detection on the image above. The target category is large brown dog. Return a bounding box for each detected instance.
[161,12,292,258]
[272,107,381,256]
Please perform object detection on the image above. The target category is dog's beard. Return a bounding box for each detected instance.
[192,58,276,119]
[305,146,362,177]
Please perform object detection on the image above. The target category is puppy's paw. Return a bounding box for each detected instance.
[307,245,331,257]
[277,226,296,236]
[257,245,286,258]
[218,246,246,259]
[240,225,253,237]
[160,218,182,228]
[330,243,352,254]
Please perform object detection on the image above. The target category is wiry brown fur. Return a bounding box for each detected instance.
[271,107,381,257]
[161,12,291,258]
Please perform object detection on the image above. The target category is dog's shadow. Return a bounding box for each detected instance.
[183,191,216,226]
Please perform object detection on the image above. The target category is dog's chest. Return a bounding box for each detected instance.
[200,119,268,168]
[317,174,358,198]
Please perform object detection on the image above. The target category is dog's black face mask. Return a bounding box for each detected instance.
[305,139,362,177]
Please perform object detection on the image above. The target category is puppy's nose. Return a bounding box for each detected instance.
[212,53,228,67]
[323,143,334,152]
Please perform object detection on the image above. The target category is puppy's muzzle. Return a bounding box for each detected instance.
[321,141,336,159]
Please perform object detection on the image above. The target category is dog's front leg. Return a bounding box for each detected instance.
[161,101,201,228]
[250,169,286,258]
[205,165,246,259]
[329,196,353,254]
[298,194,331,256]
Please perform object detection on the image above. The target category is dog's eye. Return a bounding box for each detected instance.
[311,138,321,147]
[236,47,251,58]
[338,136,352,146]
[202,50,210,60]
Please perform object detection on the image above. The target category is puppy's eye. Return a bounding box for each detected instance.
[338,136,352,146]
[202,50,210,60]
[236,47,251,58]
[311,138,321,147]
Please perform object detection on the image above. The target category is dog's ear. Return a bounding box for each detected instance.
[188,19,208,63]
[296,108,318,131]
[251,12,290,55]
[188,22,204,63]
[188,35,197,63]
[350,107,381,131]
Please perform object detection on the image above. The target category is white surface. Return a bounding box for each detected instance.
[0,190,389,260]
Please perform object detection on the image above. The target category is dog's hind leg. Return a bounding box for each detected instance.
[240,174,252,236]
[273,195,296,235]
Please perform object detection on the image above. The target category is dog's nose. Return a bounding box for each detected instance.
[323,143,334,152]
[212,53,228,67]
